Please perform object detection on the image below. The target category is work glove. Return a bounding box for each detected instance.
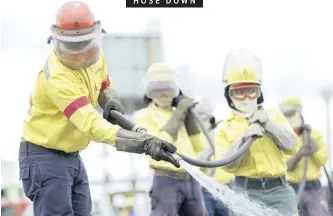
[300,124,312,133]
[175,96,198,120]
[162,96,198,140]
[248,109,269,126]
[115,129,180,168]
[300,124,319,150]
[298,141,319,156]
[98,88,126,125]
[222,124,264,169]
[242,123,265,140]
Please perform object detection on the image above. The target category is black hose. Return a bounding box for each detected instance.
[296,126,311,202]
[175,137,254,168]
[324,166,333,195]
[109,110,257,168]
[191,111,215,151]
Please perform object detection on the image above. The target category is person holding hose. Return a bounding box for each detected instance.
[215,49,300,216]
[19,2,178,216]
[195,98,233,216]
[134,63,208,216]
[279,96,329,216]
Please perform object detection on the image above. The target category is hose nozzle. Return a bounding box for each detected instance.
[171,153,183,164]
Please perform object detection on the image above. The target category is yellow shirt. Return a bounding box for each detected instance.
[22,51,120,152]
[215,108,300,178]
[202,130,234,184]
[285,130,328,183]
[207,164,234,184]
[134,103,205,172]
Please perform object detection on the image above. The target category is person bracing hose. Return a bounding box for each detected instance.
[19,2,178,215]
[134,63,208,216]
[280,96,329,216]
[195,98,233,216]
[215,49,300,216]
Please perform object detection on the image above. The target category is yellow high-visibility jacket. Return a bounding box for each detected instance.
[22,51,120,152]
[215,109,300,178]
[135,103,205,172]
[285,129,328,183]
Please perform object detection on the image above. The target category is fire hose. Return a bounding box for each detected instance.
[109,110,258,168]
[297,127,333,203]
[296,127,310,201]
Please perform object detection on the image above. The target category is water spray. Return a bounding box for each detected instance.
[109,110,283,216]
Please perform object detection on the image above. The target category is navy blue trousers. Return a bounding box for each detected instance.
[202,188,229,216]
[19,141,92,216]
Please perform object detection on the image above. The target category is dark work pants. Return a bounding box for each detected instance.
[19,141,92,216]
[149,172,207,216]
[202,188,229,216]
[291,180,329,216]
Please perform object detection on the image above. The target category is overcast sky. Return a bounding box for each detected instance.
[1,0,333,186]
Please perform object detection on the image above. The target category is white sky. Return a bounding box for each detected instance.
[1,0,333,186]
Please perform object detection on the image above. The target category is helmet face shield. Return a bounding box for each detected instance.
[60,39,94,52]
[281,109,297,118]
[229,83,261,101]
[149,88,176,98]
[143,70,180,99]
[51,20,102,69]
[53,35,101,69]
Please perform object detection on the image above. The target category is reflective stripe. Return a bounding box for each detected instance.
[63,96,89,118]
[43,58,50,80]
[101,76,110,90]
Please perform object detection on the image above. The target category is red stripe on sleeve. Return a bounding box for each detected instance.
[101,76,110,90]
[63,96,89,118]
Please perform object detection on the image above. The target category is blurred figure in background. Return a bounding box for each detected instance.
[215,50,300,216]
[134,63,208,216]
[195,97,233,216]
[280,96,329,216]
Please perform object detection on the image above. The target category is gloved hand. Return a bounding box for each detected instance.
[144,137,180,168]
[298,142,319,156]
[98,88,126,125]
[243,123,265,139]
[175,96,198,120]
[115,129,180,168]
[301,124,312,133]
[103,98,125,125]
[162,96,198,140]
[248,110,269,126]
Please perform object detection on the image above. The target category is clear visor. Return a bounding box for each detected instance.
[143,71,180,99]
[279,105,299,118]
[51,22,102,69]
[145,81,180,99]
[229,83,261,101]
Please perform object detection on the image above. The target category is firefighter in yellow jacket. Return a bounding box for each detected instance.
[19,2,178,216]
[134,63,208,216]
[280,96,329,216]
[215,49,300,216]
[195,98,233,216]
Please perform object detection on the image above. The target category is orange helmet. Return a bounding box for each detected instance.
[50,1,102,69]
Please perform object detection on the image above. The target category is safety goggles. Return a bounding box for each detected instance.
[229,83,261,101]
[148,88,176,99]
[143,71,180,99]
[281,110,298,118]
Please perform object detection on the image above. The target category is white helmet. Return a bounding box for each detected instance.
[143,63,180,98]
